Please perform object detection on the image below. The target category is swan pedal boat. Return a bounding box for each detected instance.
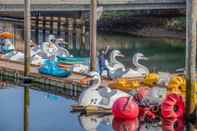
[104,51,149,79]
[74,72,129,111]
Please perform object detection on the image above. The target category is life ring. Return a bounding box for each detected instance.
[161,93,185,119]
[168,76,186,95]
[112,96,139,119]
[162,118,185,131]
[144,73,160,87]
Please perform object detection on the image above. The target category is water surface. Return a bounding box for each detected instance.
[0,21,192,131]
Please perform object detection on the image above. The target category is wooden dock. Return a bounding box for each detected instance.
[0,58,117,91]
[0,58,146,93]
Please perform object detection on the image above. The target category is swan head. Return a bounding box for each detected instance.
[88,71,100,80]
[133,53,148,61]
[111,50,124,58]
[55,38,68,48]
[48,35,56,43]
[88,72,101,86]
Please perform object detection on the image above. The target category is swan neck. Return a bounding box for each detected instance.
[110,53,120,65]
[90,77,101,90]
[133,57,149,74]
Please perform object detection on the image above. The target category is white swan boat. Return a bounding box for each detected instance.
[104,51,149,79]
[4,35,71,65]
[79,72,129,109]
[121,53,149,78]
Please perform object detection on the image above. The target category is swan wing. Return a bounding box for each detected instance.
[121,69,143,78]
[105,60,115,71]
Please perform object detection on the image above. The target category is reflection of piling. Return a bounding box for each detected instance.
[90,0,97,71]
[24,0,31,76]
[24,87,30,131]
[185,0,196,119]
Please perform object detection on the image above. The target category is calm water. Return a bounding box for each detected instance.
[0,21,194,131]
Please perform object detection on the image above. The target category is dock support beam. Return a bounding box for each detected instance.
[57,17,61,37]
[80,14,86,49]
[35,15,39,44]
[42,16,46,42]
[185,0,196,119]
[90,0,97,71]
[75,19,81,49]
[24,0,31,76]
[68,18,73,49]
[50,16,53,34]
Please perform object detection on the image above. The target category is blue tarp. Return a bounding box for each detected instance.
[39,60,71,77]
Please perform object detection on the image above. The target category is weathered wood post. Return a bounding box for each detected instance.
[13,24,17,47]
[90,0,97,71]
[75,18,81,49]
[80,14,86,49]
[68,18,74,49]
[185,0,197,118]
[24,0,31,76]
[42,16,46,42]
[50,16,54,34]
[35,15,39,44]
[57,17,61,37]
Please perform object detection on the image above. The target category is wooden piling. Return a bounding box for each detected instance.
[186,0,197,118]
[68,18,74,49]
[13,24,16,47]
[42,16,46,42]
[75,19,81,49]
[35,15,39,44]
[24,0,31,76]
[90,0,97,71]
[80,15,86,49]
[57,17,61,37]
[50,16,53,34]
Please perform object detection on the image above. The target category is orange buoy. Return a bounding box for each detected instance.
[112,97,139,119]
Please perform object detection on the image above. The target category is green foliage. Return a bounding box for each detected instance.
[164,17,186,31]
[101,11,129,19]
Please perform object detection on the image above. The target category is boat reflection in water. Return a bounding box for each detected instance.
[78,113,197,131]
[79,114,113,131]
[112,118,139,131]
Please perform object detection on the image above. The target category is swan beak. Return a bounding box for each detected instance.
[119,54,125,57]
[143,57,149,60]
